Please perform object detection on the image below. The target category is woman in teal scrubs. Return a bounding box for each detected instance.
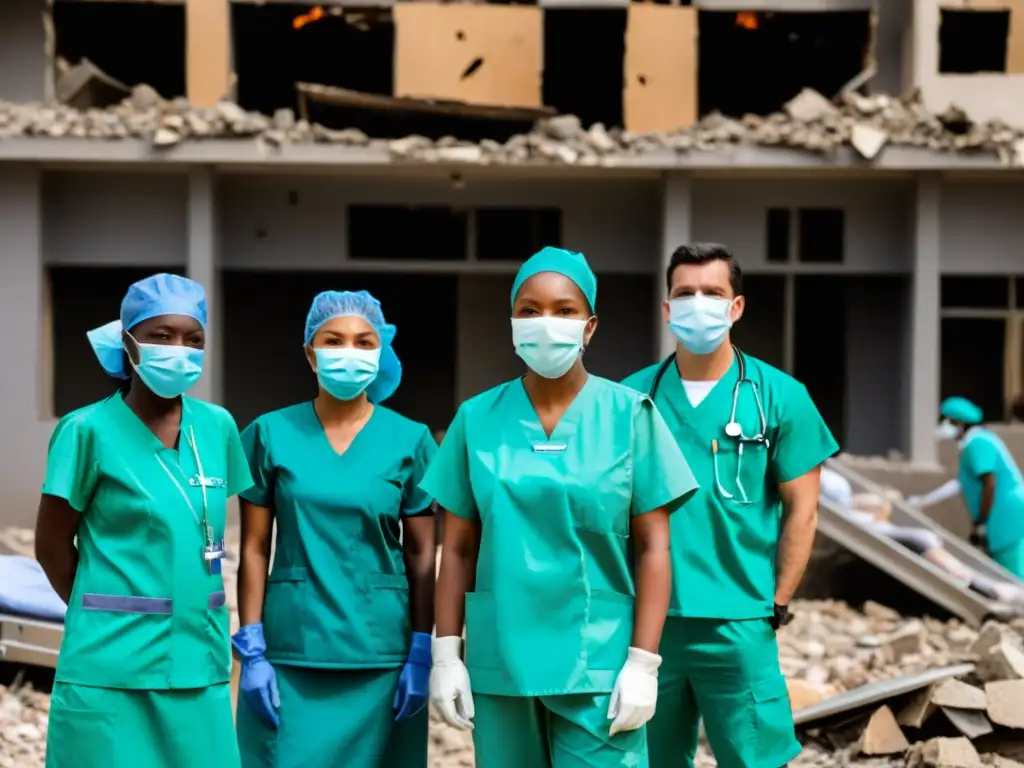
[935,396,1024,577]
[233,290,437,768]
[424,247,698,768]
[35,273,252,768]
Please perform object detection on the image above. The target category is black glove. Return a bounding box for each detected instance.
[969,523,988,550]
[768,603,793,631]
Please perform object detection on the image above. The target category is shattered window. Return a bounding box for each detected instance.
[765,208,791,263]
[941,276,1009,310]
[348,206,468,261]
[797,208,844,264]
[939,10,1009,74]
[475,208,562,261]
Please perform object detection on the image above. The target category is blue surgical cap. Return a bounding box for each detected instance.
[87,273,207,379]
[510,247,597,312]
[940,396,984,426]
[304,290,402,404]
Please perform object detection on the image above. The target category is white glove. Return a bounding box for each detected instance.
[607,647,661,737]
[430,636,475,731]
[905,495,923,507]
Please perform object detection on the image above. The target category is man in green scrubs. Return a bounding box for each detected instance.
[425,248,699,768]
[930,397,1024,577]
[35,274,252,768]
[623,244,839,768]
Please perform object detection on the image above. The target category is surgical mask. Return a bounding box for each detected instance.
[511,317,587,379]
[669,295,734,355]
[936,420,960,440]
[314,347,381,401]
[126,337,204,399]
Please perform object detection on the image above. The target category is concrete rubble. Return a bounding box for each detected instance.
[2,85,1024,165]
[7,528,1024,767]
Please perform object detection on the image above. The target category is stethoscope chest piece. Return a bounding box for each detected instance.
[724,422,742,438]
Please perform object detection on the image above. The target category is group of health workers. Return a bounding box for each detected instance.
[906,396,1024,580]
[35,240,838,768]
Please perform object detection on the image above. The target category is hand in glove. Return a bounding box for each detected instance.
[231,623,281,729]
[608,647,661,737]
[429,636,475,730]
[970,523,989,550]
[394,632,432,721]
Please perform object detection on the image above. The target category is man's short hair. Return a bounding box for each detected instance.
[666,243,743,296]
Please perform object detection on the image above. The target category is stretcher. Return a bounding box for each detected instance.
[0,550,64,669]
[820,459,1024,627]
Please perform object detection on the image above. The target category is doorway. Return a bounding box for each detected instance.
[940,316,1005,423]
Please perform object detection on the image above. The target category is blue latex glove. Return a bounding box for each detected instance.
[393,632,432,722]
[232,623,281,729]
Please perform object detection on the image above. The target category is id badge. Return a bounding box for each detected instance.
[203,539,225,575]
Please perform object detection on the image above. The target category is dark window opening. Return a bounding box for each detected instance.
[348,206,468,261]
[544,10,626,130]
[698,11,871,118]
[797,208,844,264]
[731,275,785,368]
[232,6,535,141]
[941,317,1005,425]
[475,208,562,261]
[794,275,846,442]
[939,10,1008,74]
[53,3,185,100]
[50,265,185,418]
[765,208,790,263]
[941,276,1009,309]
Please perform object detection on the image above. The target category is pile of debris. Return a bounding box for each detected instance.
[2,84,1024,165]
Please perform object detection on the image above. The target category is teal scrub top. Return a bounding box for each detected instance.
[240,403,437,669]
[959,427,1024,552]
[419,375,697,698]
[622,353,838,620]
[42,394,252,689]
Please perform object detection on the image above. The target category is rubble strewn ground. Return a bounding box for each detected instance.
[2,86,1024,165]
[5,528,1024,767]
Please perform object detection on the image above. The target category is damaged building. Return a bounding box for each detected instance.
[0,0,1023,524]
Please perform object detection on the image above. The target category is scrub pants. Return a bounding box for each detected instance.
[992,538,1024,579]
[236,665,428,768]
[474,692,647,768]
[648,617,801,768]
[46,682,238,768]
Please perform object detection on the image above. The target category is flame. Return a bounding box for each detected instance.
[293,6,325,30]
[735,12,759,30]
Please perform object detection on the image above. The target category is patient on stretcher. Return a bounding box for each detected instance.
[820,468,1024,606]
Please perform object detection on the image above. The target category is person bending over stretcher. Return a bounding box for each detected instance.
[819,468,1024,606]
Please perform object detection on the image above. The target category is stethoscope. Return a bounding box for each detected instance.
[649,345,770,503]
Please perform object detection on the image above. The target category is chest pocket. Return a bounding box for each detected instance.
[715,437,770,506]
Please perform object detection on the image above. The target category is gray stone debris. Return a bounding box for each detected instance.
[1,84,1024,165]
[6,526,1024,768]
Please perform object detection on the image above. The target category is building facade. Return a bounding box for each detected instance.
[1,0,1023,526]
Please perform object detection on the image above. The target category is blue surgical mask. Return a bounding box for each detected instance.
[669,295,735,355]
[126,338,204,399]
[936,420,960,440]
[511,317,587,379]
[314,347,381,401]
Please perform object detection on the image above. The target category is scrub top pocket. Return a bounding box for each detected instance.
[365,573,411,658]
[263,566,308,659]
[716,440,769,506]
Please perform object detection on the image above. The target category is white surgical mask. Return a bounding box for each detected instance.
[669,295,734,355]
[936,420,959,440]
[511,317,587,379]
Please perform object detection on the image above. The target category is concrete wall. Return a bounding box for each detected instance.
[940,181,1024,272]
[911,0,1024,127]
[0,0,47,103]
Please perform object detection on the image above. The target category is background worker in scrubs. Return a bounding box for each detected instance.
[424,247,698,768]
[35,273,252,768]
[622,243,839,768]
[233,290,437,768]
[911,397,1024,578]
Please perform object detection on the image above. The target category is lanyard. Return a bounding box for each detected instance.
[155,426,214,548]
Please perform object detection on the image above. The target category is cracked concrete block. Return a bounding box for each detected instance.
[932,679,987,710]
[979,640,1024,682]
[850,123,888,160]
[941,707,993,739]
[858,705,910,756]
[783,88,838,123]
[907,737,982,768]
[885,619,927,662]
[985,679,1024,729]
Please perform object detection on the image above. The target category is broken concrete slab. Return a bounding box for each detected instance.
[908,737,983,768]
[850,123,888,160]
[900,686,939,729]
[784,88,839,123]
[886,620,928,662]
[933,680,988,710]
[979,641,1024,682]
[858,705,910,756]
[941,707,994,740]
[985,680,1024,729]
[787,678,828,711]
[55,59,131,111]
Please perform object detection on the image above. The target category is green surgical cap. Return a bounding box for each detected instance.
[940,396,983,426]
[510,247,597,312]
